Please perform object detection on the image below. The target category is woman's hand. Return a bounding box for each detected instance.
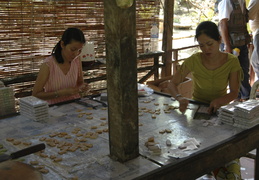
[178,97,189,114]
[79,83,90,97]
[59,87,80,96]
[208,99,223,114]
[79,83,89,91]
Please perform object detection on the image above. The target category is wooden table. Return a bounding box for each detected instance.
[0,93,258,179]
[136,122,259,180]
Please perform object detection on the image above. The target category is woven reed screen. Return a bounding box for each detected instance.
[0,0,161,79]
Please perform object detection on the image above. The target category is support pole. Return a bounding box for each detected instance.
[161,0,174,76]
[104,0,139,162]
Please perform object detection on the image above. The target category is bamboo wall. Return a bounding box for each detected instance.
[0,0,161,79]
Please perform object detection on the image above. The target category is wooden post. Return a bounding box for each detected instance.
[161,0,174,77]
[103,0,139,162]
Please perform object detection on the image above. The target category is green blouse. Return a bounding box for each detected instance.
[180,52,243,103]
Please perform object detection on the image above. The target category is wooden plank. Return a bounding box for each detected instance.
[138,68,156,83]
[104,0,139,162]
[1,73,38,85]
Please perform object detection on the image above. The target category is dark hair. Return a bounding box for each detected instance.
[195,21,221,41]
[52,27,86,63]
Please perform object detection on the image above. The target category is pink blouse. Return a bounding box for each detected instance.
[44,56,81,105]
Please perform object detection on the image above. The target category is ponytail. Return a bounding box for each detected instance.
[52,41,64,63]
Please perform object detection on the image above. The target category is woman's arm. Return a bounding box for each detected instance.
[167,67,191,114]
[77,60,89,94]
[208,71,240,113]
[32,63,58,100]
[146,76,172,92]
[168,68,190,99]
[224,71,240,101]
[77,60,84,87]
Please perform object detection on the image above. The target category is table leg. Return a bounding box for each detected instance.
[154,56,159,80]
[255,148,259,179]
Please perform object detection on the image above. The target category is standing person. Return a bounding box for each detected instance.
[32,27,89,105]
[167,21,242,179]
[218,0,251,101]
[248,0,259,80]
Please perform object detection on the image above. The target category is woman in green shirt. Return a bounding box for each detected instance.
[168,20,243,180]
[168,21,242,115]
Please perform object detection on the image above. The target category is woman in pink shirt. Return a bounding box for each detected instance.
[32,28,88,105]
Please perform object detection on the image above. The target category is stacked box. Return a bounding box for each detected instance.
[100,92,108,101]
[233,99,259,129]
[19,96,49,122]
[218,103,237,125]
[218,100,259,129]
[0,86,16,116]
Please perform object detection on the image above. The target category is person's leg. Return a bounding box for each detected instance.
[238,45,251,100]
[251,33,259,80]
[212,159,241,180]
[225,159,241,179]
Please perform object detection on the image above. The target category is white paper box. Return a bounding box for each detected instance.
[80,41,95,62]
